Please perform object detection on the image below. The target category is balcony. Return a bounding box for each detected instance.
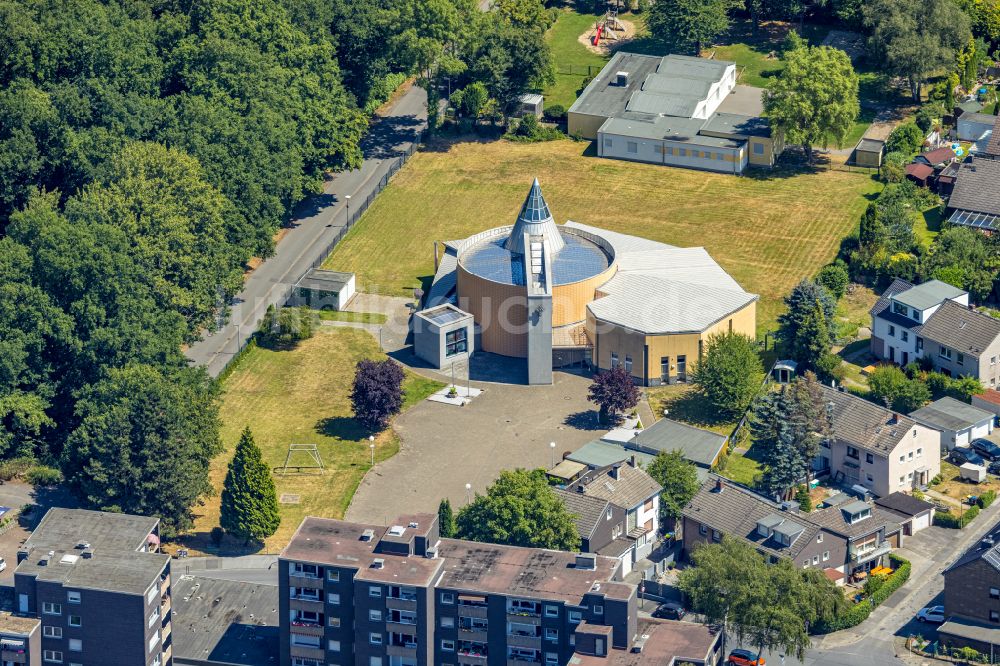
[162,644,172,664]
[458,627,488,643]
[160,573,170,596]
[289,645,325,661]
[386,621,419,634]
[161,595,172,615]
[162,621,172,644]
[506,613,540,625]
[507,634,541,650]
[851,542,892,565]
[386,596,417,611]
[290,597,324,613]
[288,575,324,590]
[387,644,418,658]
[508,660,542,666]
[458,604,489,619]
[457,651,489,665]
[1,647,27,665]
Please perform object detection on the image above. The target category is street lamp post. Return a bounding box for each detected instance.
[465,483,472,505]
[550,441,556,469]
[344,194,351,223]
[369,435,375,466]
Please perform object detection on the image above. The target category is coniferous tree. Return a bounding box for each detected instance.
[438,498,456,538]
[220,426,281,544]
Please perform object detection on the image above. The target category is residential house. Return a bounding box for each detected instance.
[0,613,40,666]
[279,512,718,666]
[940,520,1000,655]
[908,397,995,451]
[682,476,902,581]
[874,492,935,535]
[817,384,940,497]
[947,157,1000,233]
[13,508,173,666]
[563,460,663,575]
[554,489,634,572]
[869,278,968,367]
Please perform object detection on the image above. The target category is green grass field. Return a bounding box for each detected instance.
[543,9,613,108]
[315,309,388,324]
[186,328,442,553]
[324,139,881,332]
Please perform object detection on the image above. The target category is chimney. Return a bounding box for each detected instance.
[714,478,724,494]
[889,413,900,425]
[609,464,621,480]
[629,455,637,468]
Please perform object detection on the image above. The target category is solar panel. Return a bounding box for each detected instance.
[949,209,1000,230]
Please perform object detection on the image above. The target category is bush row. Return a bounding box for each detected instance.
[813,554,911,633]
[0,457,63,486]
[979,490,997,510]
[935,505,981,529]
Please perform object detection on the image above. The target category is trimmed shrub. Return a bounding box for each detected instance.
[0,457,35,481]
[813,554,911,633]
[543,104,566,121]
[881,151,907,183]
[935,506,980,529]
[979,490,997,509]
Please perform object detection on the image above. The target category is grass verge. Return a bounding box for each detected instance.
[315,310,388,324]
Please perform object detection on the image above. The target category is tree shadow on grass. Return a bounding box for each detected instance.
[654,388,735,433]
[315,416,369,442]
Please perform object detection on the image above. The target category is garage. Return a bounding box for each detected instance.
[875,492,936,535]
[908,397,995,451]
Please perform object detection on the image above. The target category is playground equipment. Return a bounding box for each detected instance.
[280,442,325,475]
[591,2,625,46]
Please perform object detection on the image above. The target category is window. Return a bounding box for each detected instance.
[699,524,708,536]
[901,330,909,342]
[940,345,952,360]
[958,352,965,365]
[441,640,455,651]
[369,610,382,621]
[665,146,674,155]
[148,633,160,653]
[43,650,62,663]
[370,659,382,666]
[992,610,1000,623]
[441,592,454,604]
[624,355,632,373]
[912,309,920,320]
[440,616,455,628]
[812,555,819,565]
[712,530,721,543]
[993,356,997,366]
[328,592,340,605]
[802,560,809,567]
[42,603,61,616]
[626,141,638,154]
[544,605,559,618]
[817,533,823,543]
[908,451,914,461]
[916,336,924,351]
[369,633,383,645]
[899,475,906,485]
[68,640,81,653]
[569,611,582,624]
[866,453,874,464]
[292,563,320,578]
[716,152,725,161]
[593,604,604,615]
[823,551,830,562]
[329,640,341,652]
[679,148,687,157]
[991,588,1000,599]
[899,455,905,464]
[866,473,874,483]
[846,446,859,460]
[149,606,160,627]
[603,138,612,148]
[327,569,340,582]
[893,301,907,316]
[546,653,559,665]
[369,586,382,598]
[610,351,618,368]
[445,328,467,358]
[66,591,80,604]
[888,325,895,336]
[68,615,81,628]
[329,617,341,628]
[43,626,63,638]
[753,143,764,155]
[545,628,559,641]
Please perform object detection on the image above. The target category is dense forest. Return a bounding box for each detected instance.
[0,0,555,532]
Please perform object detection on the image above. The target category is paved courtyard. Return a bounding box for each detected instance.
[345,371,603,524]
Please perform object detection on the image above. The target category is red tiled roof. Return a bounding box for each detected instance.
[975,389,1000,406]
[824,568,845,582]
[906,162,934,180]
[920,147,956,164]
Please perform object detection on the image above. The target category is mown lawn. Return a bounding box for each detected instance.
[184,328,442,554]
[324,139,881,332]
[315,309,388,324]
[645,384,736,437]
[722,450,763,486]
[543,9,613,108]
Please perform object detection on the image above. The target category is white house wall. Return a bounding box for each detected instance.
[598,131,747,174]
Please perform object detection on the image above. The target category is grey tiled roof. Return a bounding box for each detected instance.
[682,477,823,560]
[805,503,901,539]
[554,489,611,540]
[908,397,995,432]
[949,158,1000,216]
[568,463,662,510]
[819,384,916,456]
[919,299,1000,356]
[893,280,966,311]
[870,278,914,318]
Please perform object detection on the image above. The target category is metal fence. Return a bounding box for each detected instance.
[556,64,603,77]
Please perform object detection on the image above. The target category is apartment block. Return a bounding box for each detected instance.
[0,612,41,666]
[13,509,172,666]
[279,512,654,666]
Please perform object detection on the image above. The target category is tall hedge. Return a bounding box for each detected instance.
[813,554,911,633]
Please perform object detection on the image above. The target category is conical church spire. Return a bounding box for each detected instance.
[504,178,564,255]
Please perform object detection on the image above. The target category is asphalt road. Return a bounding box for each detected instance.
[184,85,429,377]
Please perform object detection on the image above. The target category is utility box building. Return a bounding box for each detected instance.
[412,303,474,369]
[291,269,355,311]
[853,138,885,168]
[518,93,544,118]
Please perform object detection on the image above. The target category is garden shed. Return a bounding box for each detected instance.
[852,138,885,168]
[518,93,544,119]
[291,269,355,311]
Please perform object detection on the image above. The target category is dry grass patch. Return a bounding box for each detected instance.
[325,140,881,332]
[182,328,442,554]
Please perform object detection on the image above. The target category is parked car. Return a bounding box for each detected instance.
[651,601,686,620]
[917,605,945,623]
[728,649,766,666]
[972,438,1000,461]
[951,447,986,467]
[989,460,1000,476]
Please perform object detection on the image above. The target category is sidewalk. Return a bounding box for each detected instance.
[185,85,428,377]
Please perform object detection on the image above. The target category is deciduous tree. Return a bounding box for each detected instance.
[693,332,765,418]
[763,40,860,161]
[456,469,579,550]
[220,426,281,543]
[646,451,700,523]
[351,359,406,432]
[588,366,641,423]
[646,0,740,55]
